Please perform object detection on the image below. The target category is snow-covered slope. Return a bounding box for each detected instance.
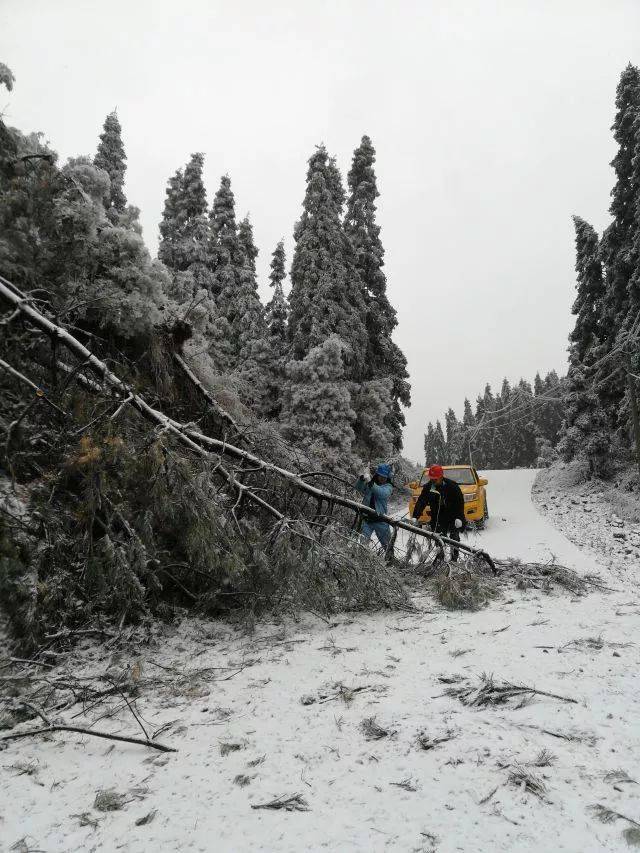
[3,470,639,853]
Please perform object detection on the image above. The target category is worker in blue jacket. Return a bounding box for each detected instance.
[355,463,393,552]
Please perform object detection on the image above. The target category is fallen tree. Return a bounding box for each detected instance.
[0,274,496,573]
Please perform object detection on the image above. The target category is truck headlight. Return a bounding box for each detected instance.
[464,491,478,503]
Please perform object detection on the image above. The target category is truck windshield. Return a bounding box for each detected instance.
[443,468,476,485]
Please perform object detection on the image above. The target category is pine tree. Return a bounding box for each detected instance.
[158,168,184,270]
[424,422,435,465]
[444,408,462,464]
[493,379,514,469]
[209,178,265,371]
[457,398,476,465]
[570,218,606,363]
[352,378,394,461]
[344,135,410,450]
[158,153,210,283]
[597,64,640,436]
[94,111,127,216]
[534,370,565,450]
[559,216,611,470]
[238,216,258,274]
[512,379,537,467]
[209,174,239,301]
[288,145,368,378]
[261,240,290,419]
[431,420,447,464]
[475,384,496,467]
[281,336,357,467]
[265,240,288,342]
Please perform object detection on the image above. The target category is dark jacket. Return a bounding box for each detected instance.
[412,477,465,529]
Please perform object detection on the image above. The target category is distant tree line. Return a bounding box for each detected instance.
[423,372,564,470]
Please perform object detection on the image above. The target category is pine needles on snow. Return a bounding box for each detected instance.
[360,716,395,741]
[507,764,549,800]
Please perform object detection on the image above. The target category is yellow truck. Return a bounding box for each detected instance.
[408,465,489,528]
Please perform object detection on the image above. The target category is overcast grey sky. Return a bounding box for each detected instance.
[2,0,639,461]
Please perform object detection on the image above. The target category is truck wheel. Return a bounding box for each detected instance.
[476,499,489,530]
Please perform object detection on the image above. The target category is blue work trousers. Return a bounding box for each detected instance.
[362,520,392,549]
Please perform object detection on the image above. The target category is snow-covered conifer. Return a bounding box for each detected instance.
[597,64,640,434]
[210,179,265,371]
[94,111,127,216]
[431,420,447,464]
[345,135,410,450]
[288,146,368,378]
[281,335,357,467]
[261,241,290,418]
[238,216,259,274]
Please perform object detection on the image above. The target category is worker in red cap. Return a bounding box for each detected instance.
[411,464,465,561]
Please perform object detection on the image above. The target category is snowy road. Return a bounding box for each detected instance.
[465,469,601,570]
[4,470,640,853]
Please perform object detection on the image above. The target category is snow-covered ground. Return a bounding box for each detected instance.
[3,470,640,852]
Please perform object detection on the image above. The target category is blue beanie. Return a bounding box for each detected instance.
[376,463,392,478]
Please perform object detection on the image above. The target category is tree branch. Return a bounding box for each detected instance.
[0,724,177,752]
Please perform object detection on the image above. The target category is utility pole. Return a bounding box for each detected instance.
[627,354,640,478]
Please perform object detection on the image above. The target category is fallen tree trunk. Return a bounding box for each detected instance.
[172,352,248,445]
[0,275,496,571]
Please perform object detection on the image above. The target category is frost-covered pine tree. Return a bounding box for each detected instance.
[352,377,394,462]
[238,215,258,274]
[287,145,368,377]
[474,384,496,467]
[457,398,475,464]
[512,379,537,467]
[284,146,370,464]
[158,168,184,270]
[533,371,565,452]
[209,178,265,372]
[559,216,611,471]
[50,156,169,338]
[94,111,127,217]
[261,241,290,418]
[266,240,288,342]
[597,64,640,436]
[444,408,462,464]
[570,218,606,362]
[431,420,447,464]
[209,174,239,300]
[345,135,410,451]
[281,335,357,467]
[424,422,436,465]
[157,154,210,283]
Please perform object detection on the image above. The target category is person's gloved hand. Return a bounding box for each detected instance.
[454,518,463,530]
[361,467,370,481]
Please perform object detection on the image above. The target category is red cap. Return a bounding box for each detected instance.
[428,464,444,479]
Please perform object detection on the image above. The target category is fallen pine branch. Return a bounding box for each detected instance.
[589,803,640,828]
[251,793,309,812]
[441,673,578,708]
[0,724,177,753]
